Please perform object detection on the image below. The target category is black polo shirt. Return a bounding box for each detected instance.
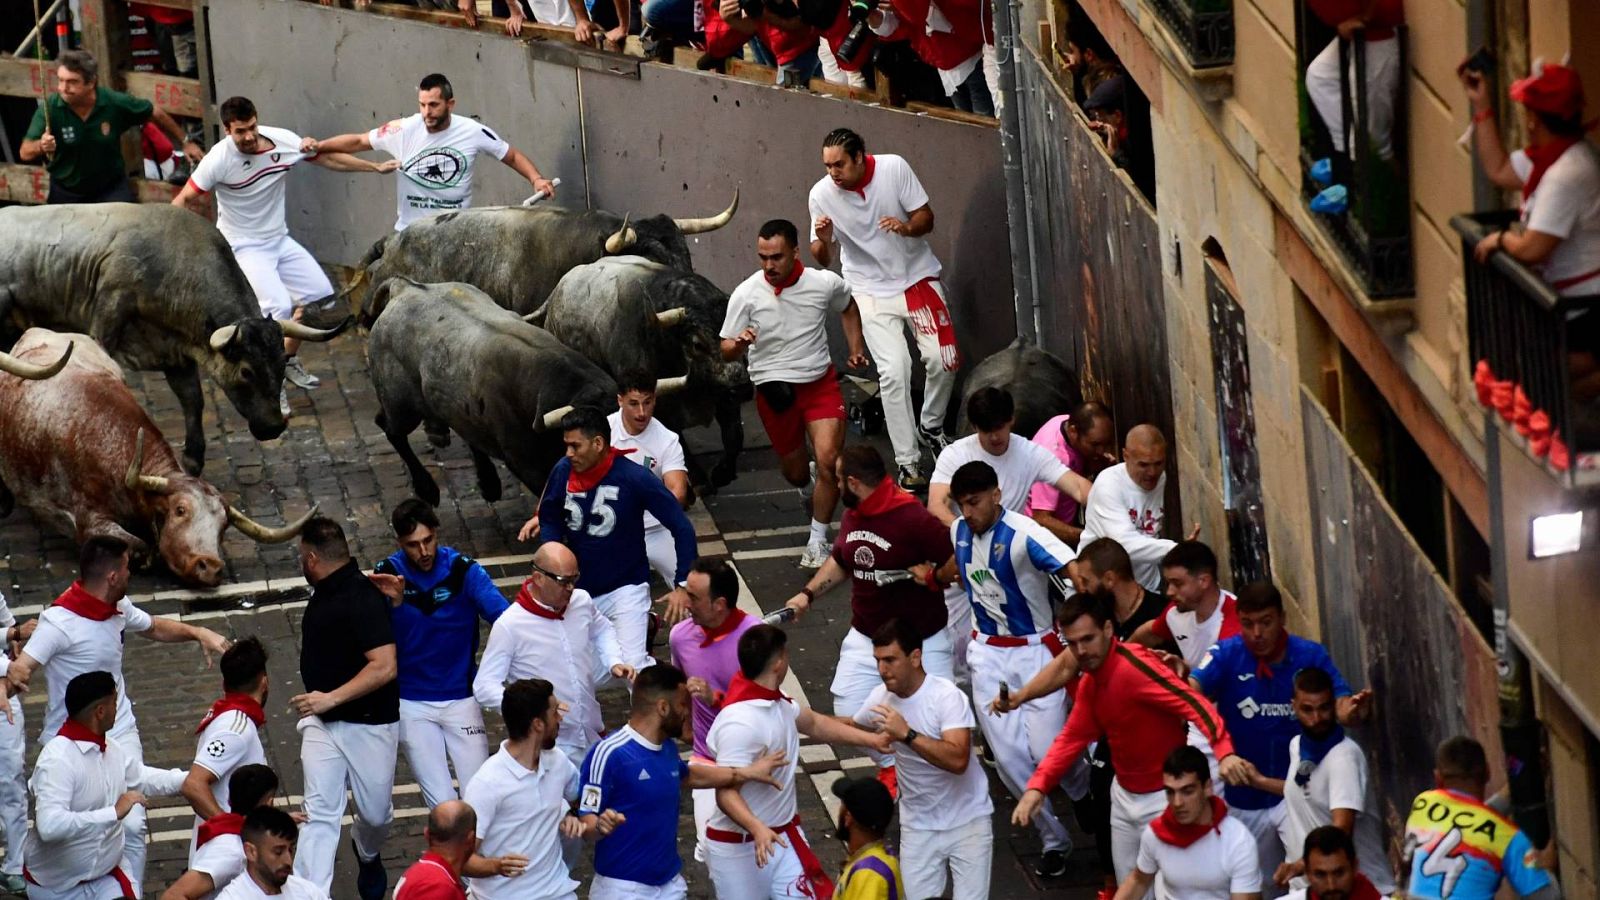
[300,559,400,725]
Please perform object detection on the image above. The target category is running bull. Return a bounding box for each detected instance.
[0,203,345,475]
[531,256,751,487]
[367,279,694,505]
[352,192,739,321]
[0,329,315,587]
[957,337,1083,438]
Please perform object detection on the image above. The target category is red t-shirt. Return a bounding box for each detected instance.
[701,0,820,64]
[831,492,953,639]
[394,854,465,900]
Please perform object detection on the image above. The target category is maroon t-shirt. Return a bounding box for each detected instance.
[832,502,953,639]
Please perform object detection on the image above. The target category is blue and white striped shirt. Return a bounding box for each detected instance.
[952,508,1074,637]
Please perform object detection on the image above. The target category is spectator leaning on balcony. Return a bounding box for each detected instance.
[1303,0,1405,213]
[700,0,822,85]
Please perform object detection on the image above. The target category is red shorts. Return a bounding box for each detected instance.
[754,366,846,457]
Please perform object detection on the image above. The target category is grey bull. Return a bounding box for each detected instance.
[956,337,1083,438]
[0,203,345,475]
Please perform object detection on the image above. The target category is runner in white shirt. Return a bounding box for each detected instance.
[215,807,330,900]
[172,96,393,405]
[705,625,891,900]
[809,128,961,487]
[462,678,585,900]
[0,590,31,896]
[721,218,870,567]
[1134,541,1239,673]
[472,544,634,769]
[303,73,556,231]
[164,764,284,900]
[852,620,993,900]
[609,373,692,585]
[1080,425,1196,593]
[1116,746,1261,900]
[3,536,230,897]
[182,637,271,860]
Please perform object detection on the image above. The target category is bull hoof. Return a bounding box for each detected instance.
[711,460,739,488]
[425,427,452,449]
[480,480,503,503]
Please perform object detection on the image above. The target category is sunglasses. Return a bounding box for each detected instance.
[533,563,580,587]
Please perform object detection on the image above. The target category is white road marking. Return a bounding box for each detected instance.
[730,546,806,561]
[721,525,814,542]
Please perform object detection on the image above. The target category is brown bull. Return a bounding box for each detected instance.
[0,329,314,587]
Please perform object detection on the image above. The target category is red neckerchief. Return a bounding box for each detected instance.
[1254,630,1289,679]
[723,671,791,706]
[195,693,266,735]
[195,812,245,848]
[1522,136,1582,202]
[514,579,564,620]
[53,582,117,621]
[567,447,634,493]
[846,154,877,198]
[58,720,107,752]
[1150,795,1228,848]
[765,263,804,295]
[856,478,923,516]
[1313,873,1382,900]
[699,608,749,648]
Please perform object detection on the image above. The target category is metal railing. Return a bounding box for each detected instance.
[1147,0,1233,68]
[1294,10,1414,299]
[1452,212,1600,474]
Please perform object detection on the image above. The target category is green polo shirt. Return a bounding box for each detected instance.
[24,87,153,194]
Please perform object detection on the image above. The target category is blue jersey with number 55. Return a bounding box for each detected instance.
[539,455,697,596]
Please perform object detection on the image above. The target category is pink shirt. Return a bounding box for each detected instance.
[1026,414,1082,521]
[669,612,760,758]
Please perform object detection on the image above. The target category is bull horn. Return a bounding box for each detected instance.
[280,318,349,342]
[654,375,689,395]
[537,404,576,431]
[654,307,687,328]
[0,340,73,381]
[124,430,173,495]
[208,325,238,352]
[673,189,739,235]
[227,503,319,544]
[604,214,636,254]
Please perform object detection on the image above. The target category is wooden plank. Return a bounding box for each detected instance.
[904,102,998,126]
[122,69,205,118]
[0,55,50,99]
[0,162,178,204]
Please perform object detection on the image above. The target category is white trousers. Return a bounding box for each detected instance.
[969,639,1075,852]
[1110,779,1168,885]
[704,833,812,900]
[231,235,335,321]
[113,726,147,896]
[691,779,714,863]
[831,627,953,768]
[1306,35,1401,157]
[901,815,993,900]
[293,717,399,894]
[644,526,678,587]
[593,582,657,672]
[1231,802,1289,900]
[590,873,688,900]
[943,586,973,687]
[0,696,26,877]
[399,698,490,809]
[24,871,126,900]
[855,284,958,467]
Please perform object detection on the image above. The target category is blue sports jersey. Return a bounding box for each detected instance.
[953,508,1074,637]
[578,726,689,886]
[1405,789,1553,900]
[1192,634,1352,809]
[378,546,509,702]
[540,455,697,597]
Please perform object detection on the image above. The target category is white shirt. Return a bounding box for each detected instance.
[187,126,310,246]
[1078,463,1174,592]
[188,708,267,858]
[191,833,246,898]
[1512,142,1600,296]
[852,676,991,831]
[705,697,801,832]
[24,599,153,744]
[523,0,576,28]
[463,743,581,900]
[1134,813,1260,900]
[808,154,943,297]
[23,732,186,888]
[367,113,511,230]
[932,434,1071,515]
[720,267,854,384]
[1283,735,1396,894]
[1160,590,1238,670]
[214,872,328,900]
[608,411,687,534]
[472,595,624,763]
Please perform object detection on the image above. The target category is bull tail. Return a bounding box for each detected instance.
[521,300,551,326]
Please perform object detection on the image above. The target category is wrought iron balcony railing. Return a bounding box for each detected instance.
[1147,0,1234,68]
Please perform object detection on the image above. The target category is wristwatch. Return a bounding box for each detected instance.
[901,728,919,745]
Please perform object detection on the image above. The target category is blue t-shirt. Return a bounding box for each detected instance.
[1192,634,1352,809]
[378,546,509,702]
[578,726,688,886]
[539,456,697,597]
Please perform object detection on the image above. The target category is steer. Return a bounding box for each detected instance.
[352,192,739,321]
[532,255,750,487]
[957,337,1083,438]
[0,329,315,587]
[369,278,701,505]
[0,203,344,475]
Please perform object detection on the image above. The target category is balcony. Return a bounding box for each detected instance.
[1146,0,1233,68]
[1294,11,1414,299]
[1453,212,1600,483]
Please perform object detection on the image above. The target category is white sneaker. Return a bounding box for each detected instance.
[284,356,320,389]
[797,460,817,503]
[799,538,830,569]
[279,387,292,418]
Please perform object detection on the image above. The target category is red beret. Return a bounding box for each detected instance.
[1511,63,1586,119]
